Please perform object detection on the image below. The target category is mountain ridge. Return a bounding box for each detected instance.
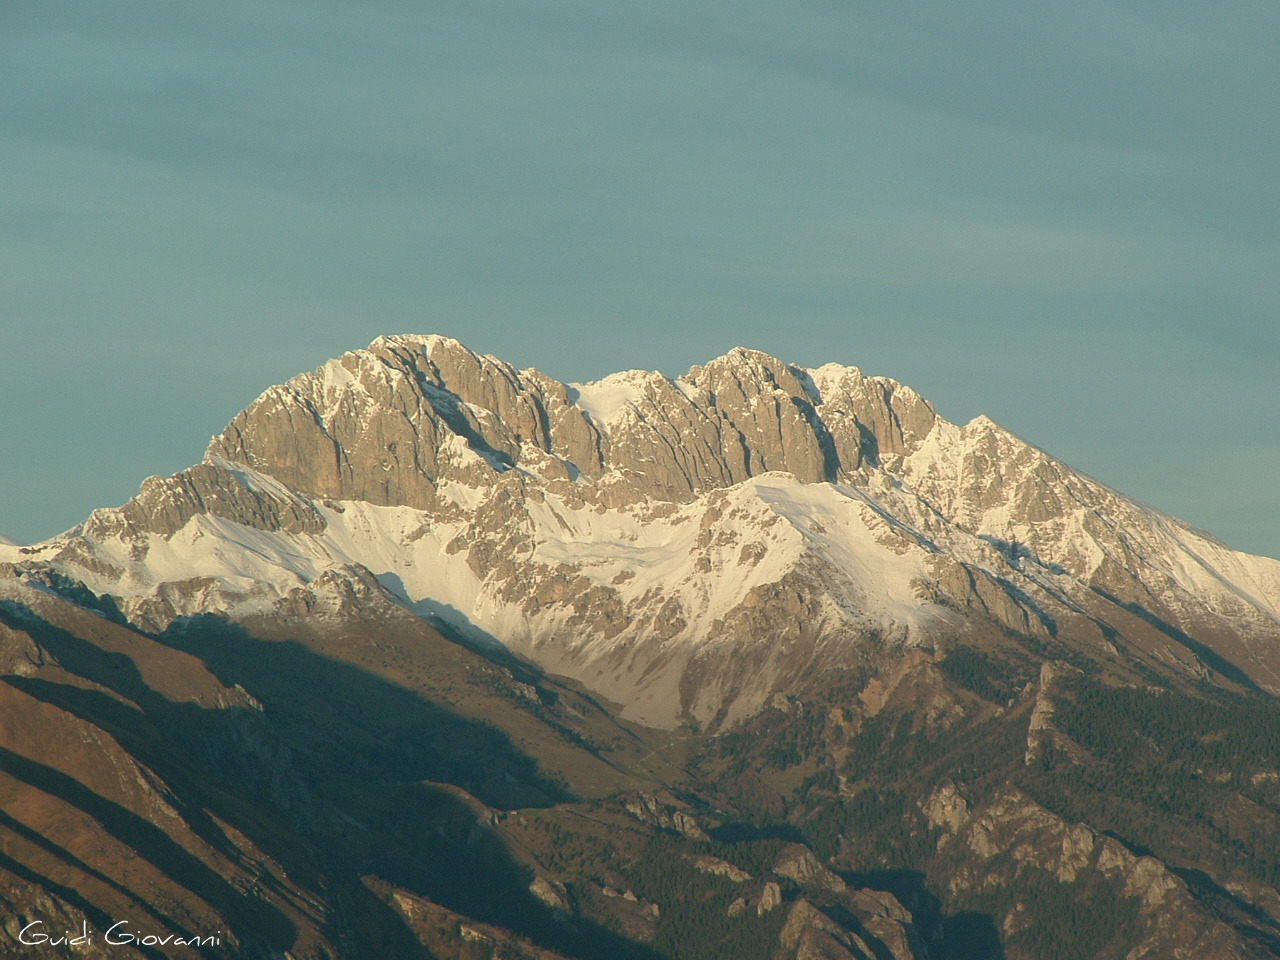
[4,334,1279,729]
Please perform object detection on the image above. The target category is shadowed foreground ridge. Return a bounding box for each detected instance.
[2,335,1280,958]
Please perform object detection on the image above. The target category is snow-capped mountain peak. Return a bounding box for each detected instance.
[8,335,1280,728]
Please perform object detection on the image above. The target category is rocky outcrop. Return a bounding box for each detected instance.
[773,844,846,893]
[924,785,1269,960]
[922,780,970,837]
[764,840,925,959]
[841,888,927,960]
[206,339,860,506]
[689,855,751,883]
[757,881,782,916]
[621,791,709,840]
[1023,660,1091,766]
[778,897,923,960]
[83,459,326,541]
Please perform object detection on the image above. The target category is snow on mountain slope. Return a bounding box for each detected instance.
[26,464,941,726]
[7,334,1280,728]
[896,413,1280,629]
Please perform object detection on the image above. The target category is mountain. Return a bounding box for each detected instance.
[7,335,1279,727]
[3,334,1280,959]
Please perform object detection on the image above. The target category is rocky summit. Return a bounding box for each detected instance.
[4,335,1280,959]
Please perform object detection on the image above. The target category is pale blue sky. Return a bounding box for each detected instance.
[2,2,1277,557]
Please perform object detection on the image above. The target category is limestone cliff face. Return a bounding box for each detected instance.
[204,337,897,504]
[10,334,1280,729]
[83,460,326,541]
[199,337,958,511]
